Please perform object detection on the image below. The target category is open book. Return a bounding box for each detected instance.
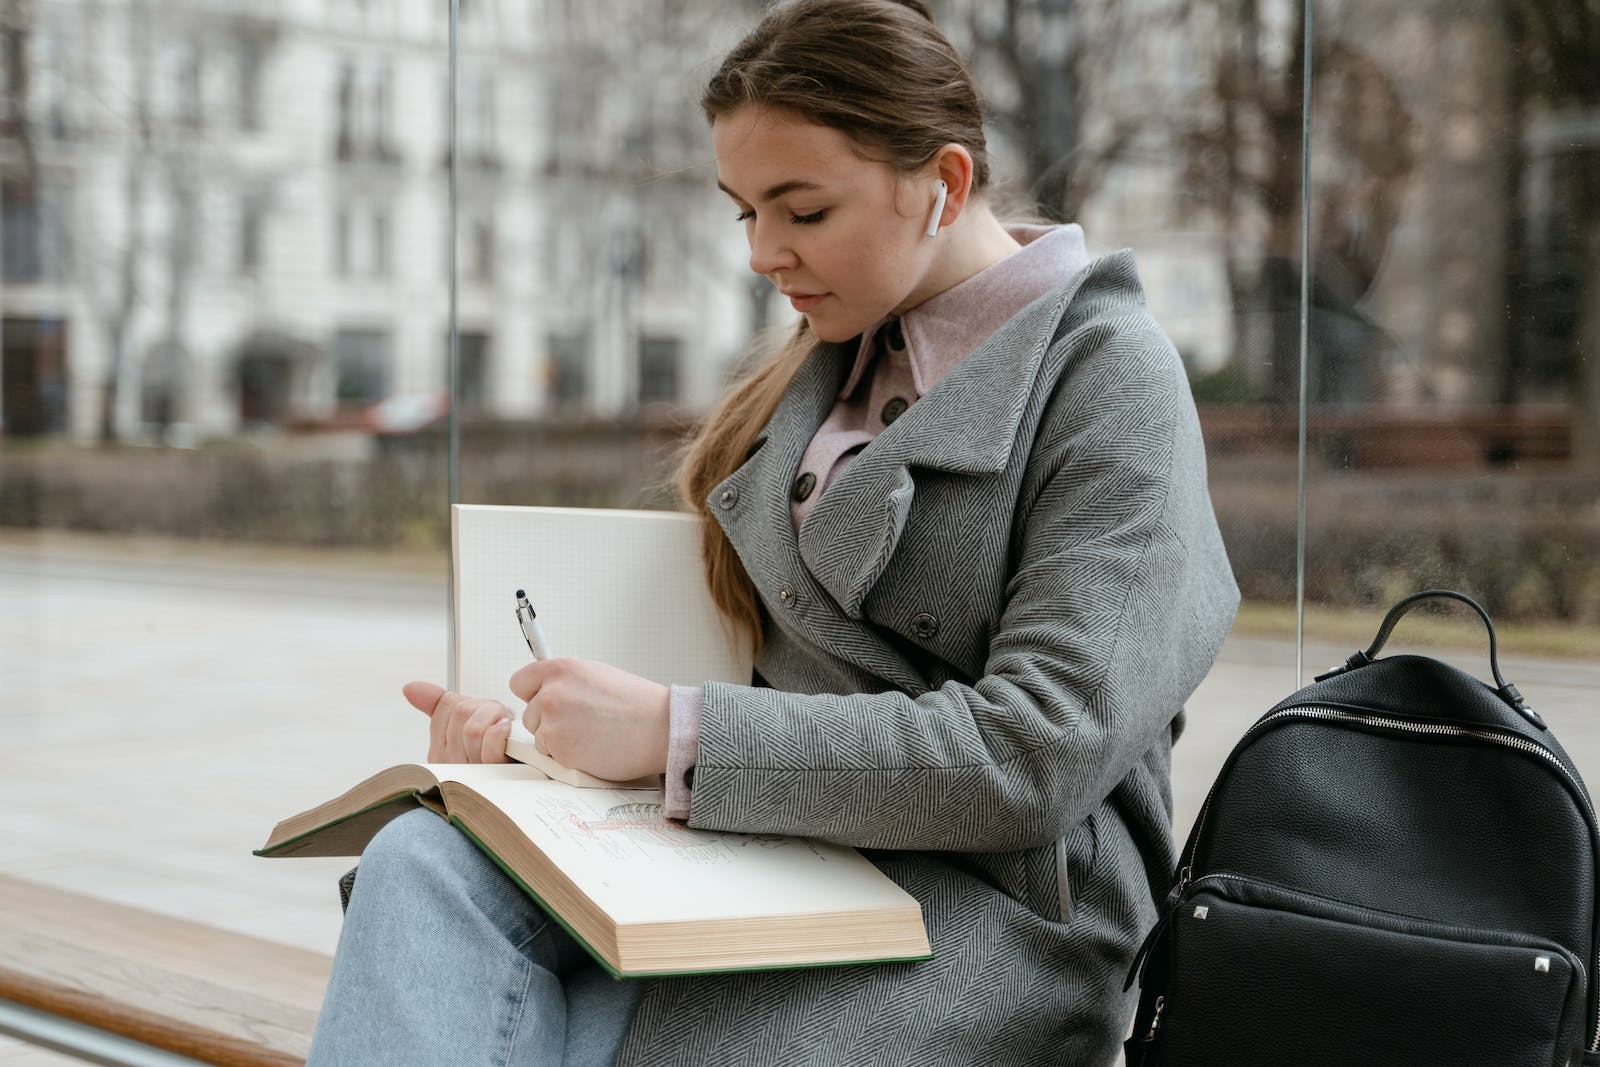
[256,505,932,976]
[256,763,930,976]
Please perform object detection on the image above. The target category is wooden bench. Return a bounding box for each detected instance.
[0,874,331,1066]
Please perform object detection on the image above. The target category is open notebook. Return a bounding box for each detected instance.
[453,504,752,719]
[257,505,932,976]
[453,504,751,786]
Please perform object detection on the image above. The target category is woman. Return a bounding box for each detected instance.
[310,1,1237,1064]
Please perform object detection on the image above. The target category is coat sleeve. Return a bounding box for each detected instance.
[684,311,1240,853]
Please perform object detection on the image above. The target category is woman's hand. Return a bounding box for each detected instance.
[402,681,514,764]
[510,658,671,782]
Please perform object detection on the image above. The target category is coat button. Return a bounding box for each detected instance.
[719,487,738,509]
[911,612,939,639]
[885,319,905,350]
[791,471,817,502]
[881,397,909,424]
[777,585,798,608]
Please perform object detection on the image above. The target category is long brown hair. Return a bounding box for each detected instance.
[676,0,993,658]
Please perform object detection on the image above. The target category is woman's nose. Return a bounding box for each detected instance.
[747,223,798,276]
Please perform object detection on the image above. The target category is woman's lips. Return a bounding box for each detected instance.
[789,293,828,313]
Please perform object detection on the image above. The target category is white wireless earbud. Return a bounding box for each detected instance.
[926,179,947,238]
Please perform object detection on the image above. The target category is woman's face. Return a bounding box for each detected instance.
[713,104,936,343]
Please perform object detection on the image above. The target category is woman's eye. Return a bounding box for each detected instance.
[732,209,827,225]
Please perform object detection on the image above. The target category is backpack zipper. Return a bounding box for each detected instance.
[1174,703,1600,1052]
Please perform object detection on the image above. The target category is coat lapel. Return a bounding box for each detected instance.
[707,338,845,611]
[798,286,1075,618]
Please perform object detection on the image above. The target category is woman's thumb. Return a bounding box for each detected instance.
[402,680,447,716]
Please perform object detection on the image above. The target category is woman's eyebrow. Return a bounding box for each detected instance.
[716,178,826,203]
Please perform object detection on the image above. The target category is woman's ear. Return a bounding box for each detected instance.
[929,144,976,226]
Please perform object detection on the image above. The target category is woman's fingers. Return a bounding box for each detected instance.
[434,690,478,762]
[403,682,512,763]
[463,700,512,764]
[481,718,514,764]
[434,691,466,762]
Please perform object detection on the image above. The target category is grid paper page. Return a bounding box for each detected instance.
[453,505,752,709]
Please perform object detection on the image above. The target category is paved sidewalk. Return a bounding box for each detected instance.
[1,538,1596,1063]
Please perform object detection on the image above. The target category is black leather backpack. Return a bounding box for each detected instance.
[1125,590,1600,1066]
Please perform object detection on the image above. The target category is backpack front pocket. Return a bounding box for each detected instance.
[1154,875,1587,1067]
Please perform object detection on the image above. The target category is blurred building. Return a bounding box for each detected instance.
[0,0,755,443]
[5,0,1591,446]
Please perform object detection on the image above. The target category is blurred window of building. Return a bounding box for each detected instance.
[547,332,587,410]
[140,341,184,429]
[1,316,69,436]
[333,202,390,278]
[172,182,201,272]
[372,62,394,157]
[2,175,69,283]
[448,206,496,282]
[236,32,265,133]
[332,327,391,408]
[638,335,680,406]
[0,23,18,133]
[334,56,393,161]
[471,216,495,282]
[177,38,203,129]
[239,194,265,274]
[336,58,356,158]
[458,331,491,414]
[334,207,351,275]
[234,332,310,428]
[29,16,72,138]
[373,208,391,278]
[460,73,498,166]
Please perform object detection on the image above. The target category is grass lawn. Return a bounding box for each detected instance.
[1233,599,1600,661]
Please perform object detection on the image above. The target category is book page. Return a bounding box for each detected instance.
[428,762,552,787]
[471,778,915,926]
[452,505,753,714]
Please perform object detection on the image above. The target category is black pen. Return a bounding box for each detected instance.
[515,589,553,660]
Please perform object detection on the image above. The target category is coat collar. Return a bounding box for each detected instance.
[837,223,1090,402]
[795,285,1079,619]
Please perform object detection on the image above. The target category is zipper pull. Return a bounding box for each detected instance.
[1314,649,1371,682]
[1143,995,1166,1042]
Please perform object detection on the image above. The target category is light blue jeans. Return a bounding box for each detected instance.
[309,808,652,1066]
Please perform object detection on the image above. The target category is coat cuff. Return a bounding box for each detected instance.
[661,684,704,821]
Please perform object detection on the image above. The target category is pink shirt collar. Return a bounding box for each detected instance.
[837,223,1091,400]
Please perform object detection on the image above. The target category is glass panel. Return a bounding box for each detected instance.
[1302,2,1599,733]
[951,0,1312,836]
[0,0,451,957]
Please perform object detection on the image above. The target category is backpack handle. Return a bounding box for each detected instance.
[1318,589,1546,730]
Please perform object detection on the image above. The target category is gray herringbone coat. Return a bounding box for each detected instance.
[613,253,1239,1067]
